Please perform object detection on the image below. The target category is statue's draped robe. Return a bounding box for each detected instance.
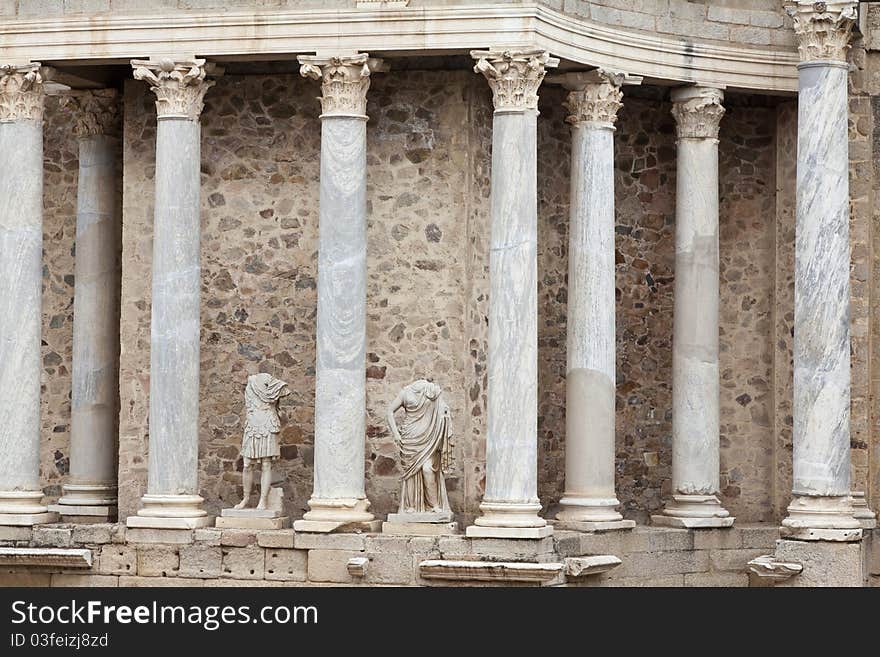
[397,382,452,513]
[241,374,288,461]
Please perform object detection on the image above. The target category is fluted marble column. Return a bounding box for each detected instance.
[781,0,861,541]
[127,58,219,529]
[294,54,384,533]
[0,64,57,526]
[466,49,558,539]
[652,85,733,529]
[551,70,634,532]
[47,90,122,523]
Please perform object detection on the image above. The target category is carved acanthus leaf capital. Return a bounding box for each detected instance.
[0,64,44,124]
[559,69,625,127]
[298,54,385,118]
[59,89,121,138]
[131,58,220,120]
[471,49,559,112]
[784,1,858,62]
[670,86,725,140]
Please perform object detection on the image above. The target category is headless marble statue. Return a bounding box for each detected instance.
[234,373,290,510]
[386,379,453,519]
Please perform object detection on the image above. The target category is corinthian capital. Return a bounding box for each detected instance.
[471,49,559,112]
[298,54,386,118]
[670,86,725,141]
[60,89,121,139]
[131,58,221,120]
[554,69,626,127]
[0,64,44,124]
[784,1,858,62]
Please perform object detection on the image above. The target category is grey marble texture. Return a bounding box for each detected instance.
[476,110,544,528]
[60,134,120,508]
[557,124,621,522]
[791,62,851,499]
[306,115,373,522]
[0,120,45,513]
[145,118,203,502]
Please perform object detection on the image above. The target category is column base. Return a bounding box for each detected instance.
[473,500,547,528]
[781,494,861,541]
[382,521,460,536]
[47,504,117,524]
[127,493,211,529]
[556,495,625,524]
[294,496,377,533]
[0,512,59,526]
[653,493,733,528]
[0,490,50,515]
[57,483,118,507]
[466,524,553,539]
[551,518,635,533]
[851,491,877,530]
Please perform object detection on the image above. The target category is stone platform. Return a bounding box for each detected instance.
[0,522,845,588]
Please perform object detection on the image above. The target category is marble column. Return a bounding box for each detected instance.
[551,70,634,532]
[47,90,122,523]
[781,0,861,540]
[294,54,384,533]
[0,64,57,526]
[127,58,219,529]
[466,49,558,539]
[652,85,733,529]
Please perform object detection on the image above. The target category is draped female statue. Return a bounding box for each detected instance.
[386,379,453,517]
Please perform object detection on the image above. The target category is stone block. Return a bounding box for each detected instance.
[219,529,257,547]
[0,527,33,542]
[869,533,880,575]
[307,549,361,583]
[179,544,222,578]
[684,572,750,587]
[365,552,415,585]
[656,16,729,41]
[609,550,710,579]
[365,535,410,554]
[739,524,780,549]
[590,4,656,31]
[294,532,366,551]
[437,535,471,558]
[127,515,213,530]
[694,528,743,550]
[707,5,751,25]
[0,570,52,586]
[750,11,783,29]
[382,521,459,536]
[465,525,553,540]
[97,544,137,575]
[709,548,767,573]
[136,545,180,577]
[471,536,555,562]
[73,523,114,545]
[0,0,15,16]
[51,574,119,587]
[593,574,685,588]
[729,26,773,47]
[408,537,439,556]
[126,528,194,545]
[194,528,221,545]
[264,548,307,581]
[216,516,289,530]
[63,0,112,14]
[33,525,74,548]
[221,545,265,580]
[257,530,295,549]
[774,539,864,587]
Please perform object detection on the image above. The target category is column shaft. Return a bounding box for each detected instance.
[467,49,557,538]
[53,90,122,521]
[295,53,382,531]
[128,58,217,528]
[0,64,55,524]
[653,86,732,529]
[554,71,631,529]
[781,0,861,539]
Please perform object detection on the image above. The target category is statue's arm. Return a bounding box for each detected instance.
[386,394,403,443]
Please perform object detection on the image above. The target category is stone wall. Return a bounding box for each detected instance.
[34,68,792,525]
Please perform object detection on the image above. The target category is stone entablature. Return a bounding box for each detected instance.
[0,4,799,93]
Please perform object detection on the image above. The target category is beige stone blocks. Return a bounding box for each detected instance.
[179,544,222,579]
[264,549,307,581]
[96,544,137,575]
[136,546,180,577]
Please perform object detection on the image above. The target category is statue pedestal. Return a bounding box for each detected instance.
[383,510,459,535]
[216,508,290,530]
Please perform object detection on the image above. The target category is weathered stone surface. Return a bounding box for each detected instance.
[178,544,222,578]
[221,545,265,580]
[219,529,257,547]
[257,530,295,549]
[126,528,193,545]
[294,532,366,551]
[683,572,749,587]
[307,549,361,584]
[72,523,114,545]
[136,545,180,577]
[97,544,137,575]
[264,548,307,581]
[707,547,767,573]
[33,526,73,548]
[50,574,119,587]
[774,539,864,587]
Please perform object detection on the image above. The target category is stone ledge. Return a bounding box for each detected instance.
[419,559,563,582]
[563,555,621,577]
[0,547,92,568]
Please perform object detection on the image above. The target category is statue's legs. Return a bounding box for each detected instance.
[235,461,254,509]
[257,460,272,509]
[422,459,439,511]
